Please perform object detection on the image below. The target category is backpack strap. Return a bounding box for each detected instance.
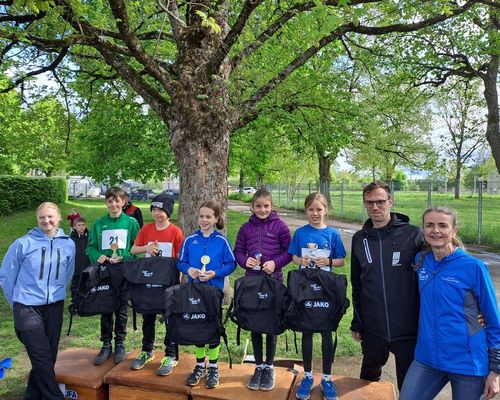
[219,328,232,369]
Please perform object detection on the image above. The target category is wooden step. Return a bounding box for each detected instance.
[289,372,396,400]
[55,347,116,400]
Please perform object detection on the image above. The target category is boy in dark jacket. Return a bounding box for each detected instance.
[69,217,90,297]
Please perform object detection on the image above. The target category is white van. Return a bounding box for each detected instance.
[67,176,100,198]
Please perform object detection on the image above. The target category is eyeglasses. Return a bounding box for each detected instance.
[364,199,389,207]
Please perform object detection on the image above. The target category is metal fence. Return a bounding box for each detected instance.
[266,179,500,247]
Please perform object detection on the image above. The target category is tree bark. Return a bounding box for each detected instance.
[483,54,500,173]
[318,150,332,208]
[454,160,462,200]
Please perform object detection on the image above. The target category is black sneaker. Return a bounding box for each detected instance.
[186,365,206,386]
[260,366,275,391]
[206,366,220,389]
[247,367,263,390]
[94,345,112,365]
[113,344,127,364]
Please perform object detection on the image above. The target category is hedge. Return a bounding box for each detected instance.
[0,176,67,216]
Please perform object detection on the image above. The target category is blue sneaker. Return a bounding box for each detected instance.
[296,375,314,400]
[320,377,338,400]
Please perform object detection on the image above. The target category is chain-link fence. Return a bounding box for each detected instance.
[266,179,500,247]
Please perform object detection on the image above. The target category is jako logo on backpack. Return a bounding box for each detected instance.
[122,257,179,314]
[228,275,288,338]
[284,268,349,333]
[164,283,225,346]
[69,263,125,316]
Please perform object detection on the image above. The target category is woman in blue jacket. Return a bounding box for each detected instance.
[400,206,500,400]
[0,202,75,400]
[177,201,236,390]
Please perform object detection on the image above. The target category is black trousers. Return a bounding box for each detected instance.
[141,313,178,359]
[302,331,334,374]
[360,332,416,390]
[100,297,128,344]
[14,301,65,400]
[251,332,277,366]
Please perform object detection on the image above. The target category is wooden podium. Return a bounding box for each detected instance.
[103,350,194,400]
[289,372,396,400]
[190,362,296,400]
[55,347,116,400]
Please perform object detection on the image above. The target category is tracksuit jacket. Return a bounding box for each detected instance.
[177,230,236,291]
[415,248,500,376]
[350,212,423,341]
[234,211,292,282]
[0,227,75,307]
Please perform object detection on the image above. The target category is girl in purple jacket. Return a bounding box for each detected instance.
[234,188,292,391]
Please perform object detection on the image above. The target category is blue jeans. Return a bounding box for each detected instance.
[400,360,486,400]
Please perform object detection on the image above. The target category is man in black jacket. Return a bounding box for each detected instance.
[350,182,423,390]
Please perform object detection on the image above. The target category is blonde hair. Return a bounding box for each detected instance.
[304,192,328,213]
[36,202,61,217]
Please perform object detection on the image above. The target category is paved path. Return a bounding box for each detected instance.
[228,200,500,399]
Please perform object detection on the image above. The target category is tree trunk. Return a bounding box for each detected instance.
[454,160,462,200]
[256,173,264,188]
[483,54,500,173]
[239,168,245,193]
[318,151,332,208]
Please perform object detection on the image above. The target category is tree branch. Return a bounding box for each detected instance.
[0,47,68,93]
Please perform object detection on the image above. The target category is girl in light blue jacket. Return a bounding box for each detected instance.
[400,207,500,400]
[0,202,75,400]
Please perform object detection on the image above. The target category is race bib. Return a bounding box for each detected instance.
[101,229,128,250]
[145,242,173,258]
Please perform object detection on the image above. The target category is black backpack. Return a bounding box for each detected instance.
[284,268,349,333]
[164,283,225,345]
[227,275,288,343]
[122,257,180,314]
[67,263,125,334]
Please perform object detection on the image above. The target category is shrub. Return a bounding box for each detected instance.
[0,176,67,216]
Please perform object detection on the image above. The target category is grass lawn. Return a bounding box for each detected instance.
[0,200,358,399]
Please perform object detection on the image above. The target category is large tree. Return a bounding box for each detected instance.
[0,0,493,231]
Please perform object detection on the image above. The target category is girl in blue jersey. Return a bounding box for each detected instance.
[400,207,500,400]
[177,201,236,389]
[289,192,346,400]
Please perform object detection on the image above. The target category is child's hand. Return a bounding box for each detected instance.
[109,256,123,264]
[97,255,109,264]
[315,257,330,267]
[246,257,259,268]
[299,256,312,267]
[188,267,199,280]
[198,270,215,282]
[147,241,159,256]
[262,260,276,274]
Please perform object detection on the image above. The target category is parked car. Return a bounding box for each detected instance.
[130,189,155,201]
[242,186,257,194]
[162,189,180,201]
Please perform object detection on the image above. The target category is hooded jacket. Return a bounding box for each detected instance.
[0,227,75,308]
[177,230,236,291]
[415,248,500,376]
[350,212,423,341]
[234,211,292,282]
[70,228,90,276]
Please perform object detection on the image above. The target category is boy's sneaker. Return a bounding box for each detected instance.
[260,366,275,391]
[157,356,178,376]
[320,377,338,400]
[296,375,314,400]
[205,366,220,389]
[247,366,263,390]
[186,365,206,386]
[130,351,154,370]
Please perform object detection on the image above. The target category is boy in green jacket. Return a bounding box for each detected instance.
[86,186,140,365]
